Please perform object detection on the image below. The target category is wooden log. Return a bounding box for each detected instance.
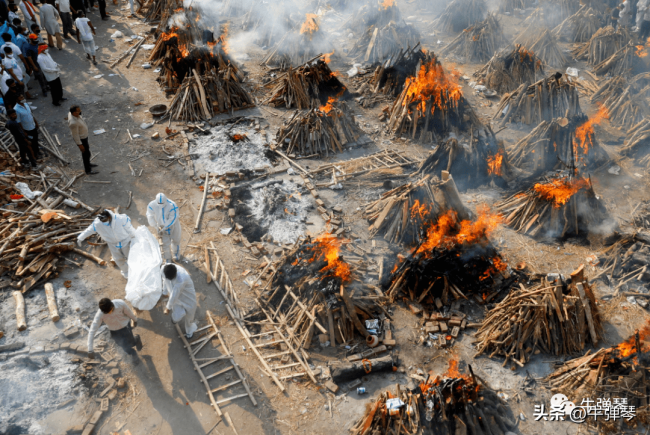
[340,285,369,338]
[194,173,210,233]
[72,248,107,266]
[576,282,598,345]
[330,355,394,383]
[44,283,60,322]
[440,172,471,220]
[13,291,26,331]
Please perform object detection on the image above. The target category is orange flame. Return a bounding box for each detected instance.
[162,26,180,41]
[487,152,504,176]
[615,322,650,358]
[403,58,463,114]
[322,50,334,63]
[178,44,190,58]
[232,134,246,141]
[415,205,503,256]
[300,13,319,37]
[533,177,590,208]
[217,23,230,55]
[313,234,351,282]
[479,256,508,281]
[380,0,395,9]
[319,96,337,114]
[573,105,608,158]
[410,200,429,220]
[635,38,650,58]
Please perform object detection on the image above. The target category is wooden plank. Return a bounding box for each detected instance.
[576,282,598,345]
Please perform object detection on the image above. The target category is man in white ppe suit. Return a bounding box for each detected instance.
[147,193,181,262]
[78,209,135,278]
[161,263,198,338]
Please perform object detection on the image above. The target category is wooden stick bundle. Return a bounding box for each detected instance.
[516,28,568,68]
[434,0,488,33]
[440,13,506,62]
[591,73,650,130]
[571,25,629,66]
[552,5,602,43]
[473,44,544,94]
[348,21,420,64]
[593,43,637,76]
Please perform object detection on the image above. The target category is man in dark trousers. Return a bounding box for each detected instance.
[87,298,142,360]
[6,109,37,169]
[14,93,41,160]
[3,78,22,109]
[68,104,98,174]
[24,34,49,97]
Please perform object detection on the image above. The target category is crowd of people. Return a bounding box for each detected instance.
[1,0,131,174]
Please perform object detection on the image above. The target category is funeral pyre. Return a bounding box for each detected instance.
[622,117,650,169]
[495,171,610,239]
[347,0,404,36]
[473,45,544,94]
[592,73,650,131]
[350,365,517,435]
[440,13,506,63]
[597,231,650,292]
[571,25,629,66]
[348,21,420,64]
[475,266,602,367]
[434,0,487,33]
[551,5,602,43]
[515,28,568,68]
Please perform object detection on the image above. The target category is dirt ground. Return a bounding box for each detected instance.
[3,1,650,434]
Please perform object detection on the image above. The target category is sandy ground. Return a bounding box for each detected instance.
[2,1,650,434]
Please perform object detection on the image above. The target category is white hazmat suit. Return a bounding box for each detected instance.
[78,210,136,278]
[162,264,197,337]
[146,193,181,262]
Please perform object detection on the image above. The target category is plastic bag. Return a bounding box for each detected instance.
[15,182,43,199]
[125,226,162,310]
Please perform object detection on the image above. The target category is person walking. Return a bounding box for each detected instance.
[24,33,48,96]
[55,0,74,38]
[18,0,38,31]
[74,10,95,64]
[78,209,135,278]
[39,0,62,50]
[37,44,65,105]
[6,109,37,169]
[67,105,98,174]
[161,263,198,338]
[87,298,142,360]
[146,193,182,262]
[13,93,41,159]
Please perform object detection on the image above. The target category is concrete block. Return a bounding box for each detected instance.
[64,326,80,339]
[81,423,95,435]
[88,410,103,425]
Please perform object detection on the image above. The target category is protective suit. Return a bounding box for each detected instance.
[621,0,633,27]
[637,0,649,28]
[78,210,136,278]
[161,264,197,337]
[146,193,181,262]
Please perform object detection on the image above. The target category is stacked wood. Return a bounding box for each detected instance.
[495,172,609,238]
[440,13,506,63]
[349,385,423,435]
[597,231,650,291]
[498,0,534,14]
[473,45,544,94]
[352,43,425,108]
[591,73,650,130]
[517,28,568,68]
[346,1,403,36]
[348,21,420,64]
[571,26,629,66]
[148,26,194,64]
[164,66,254,122]
[621,118,650,166]
[507,115,610,175]
[141,0,182,25]
[263,57,347,109]
[274,101,365,157]
[593,43,637,76]
[552,5,602,43]
[475,267,601,367]
[492,74,582,126]
[434,0,487,33]
[262,15,334,68]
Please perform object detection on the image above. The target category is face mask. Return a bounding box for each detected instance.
[7,54,12,59]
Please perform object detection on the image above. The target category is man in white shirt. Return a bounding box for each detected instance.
[74,10,96,64]
[18,0,39,31]
[161,263,198,338]
[37,44,67,105]
[87,298,142,359]
[3,47,35,98]
[55,0,74,39]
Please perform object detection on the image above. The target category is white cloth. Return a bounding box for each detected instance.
[108,243,131,276]
[2,56,24,82]
[638,0,648,27]
[1,42,23,57]
[161,264,197,334]
[1,70,12,94]
[78,210,136,248]
[87,299,137,352]
[75,17,93,41]
[37,52,60,81]
[147,193,181,261]
[55,0,71,13]
[39,4,61,35]
[19,0,39,26]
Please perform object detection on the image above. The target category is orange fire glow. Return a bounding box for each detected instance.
[636,37,650,57]
[178,44,190,58]
[312,234,351,282]
[479,256,508,281]
[573,105,608,158]
[533,177,590,208]
[380,0,395,9]
[232,134,246,141]
[322,50,334,63]
[415,205,503,256]
[217,23,230,55]
[487,152,503,176]
[300,13,319,37]
[402,57,463,114]
[410,200,429,220]
[319,96,337,114]
[615,321,650,358]
[162,26,180,41]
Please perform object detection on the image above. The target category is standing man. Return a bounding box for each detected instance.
[87,298,141,360]
[39,0,62,50]
[14,93,41,159]
[18,0,39,31]
[161,263,198,338]
[96,0,108,20]
[146,193,182,262]
[74,10,95,64]
[3,78,22,109]
[55,0,74,39]
[8,2,20,25]
[25,34,48,97]
[2,46,33,98]
[78,209,135,278]
[6,109,37,169]
[37,44,66,105]
[69,0,85,17]
[68,105,98,174]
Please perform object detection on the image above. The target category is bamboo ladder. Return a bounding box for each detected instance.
[175,311,257,432]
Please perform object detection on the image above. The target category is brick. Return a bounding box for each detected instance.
[310,189,319,198]
[317,206,327,214]
[250,247,260,257]
[81,424,95,435]
[330,219,341,226]
[110,368,120,377]
[29,346,44,354]
[425,325,439,334]
[66,424,84,434]
[89,410,103,425]
[332,205,343,213]
[107,389,117,400]
[449,318,462,327]
[320,213,330,222]
[45,344,60,352]
[438,336,447,347]
[439,322,448,333]
[335,228,345,235]
[228,208,236,218]
[315,199,325,207]
[59,342,71,350]
[242,239,252,249]
[461,319,467,330]
[75,345,88,354]
[106,361,118,369]
[64,326,80,339]
[324,380,339,394]
[408,304,422,315]
[434,298,443,310]
[450,326,460,338]
[382,339,396,346]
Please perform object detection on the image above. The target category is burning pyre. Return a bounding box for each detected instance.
[348,21,420,64]
[516,28,568,68]
[473,45,544,94]
[440,13,506,63]
[434,0,488,33]
[476,267,602,366]
[592,73,650,131]
[348,0,403,36]
[496,172,609,238]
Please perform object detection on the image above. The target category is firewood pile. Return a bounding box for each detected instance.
[262,14,334,67]
[440,13,506,63]
[591,73,650,130]
[539,0,580,27]
[621,118,650,167]
[517,28,568,68]
[348,21,420,64]
[164,66,254,122]
[507,114,610,175]
[347,1,403,35]
[498,0,533,14]
[552,5,602,43]
[593,43,637,76]
[141,0,181,25]
[351,44,425,108]
[571,26,629,66]
[495,172,609,238]
[475,266,601,367]
[597,232,650,291]
[349,385,423,435]
[434,0,487,33]
[544,325,650,413]
[492,74,582,126]
[273,100,365,157]
[473,45,544,94]
[383,51,483,143]
[263,57,347,109]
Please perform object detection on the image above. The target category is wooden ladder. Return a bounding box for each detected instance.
[175,310,257,433]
